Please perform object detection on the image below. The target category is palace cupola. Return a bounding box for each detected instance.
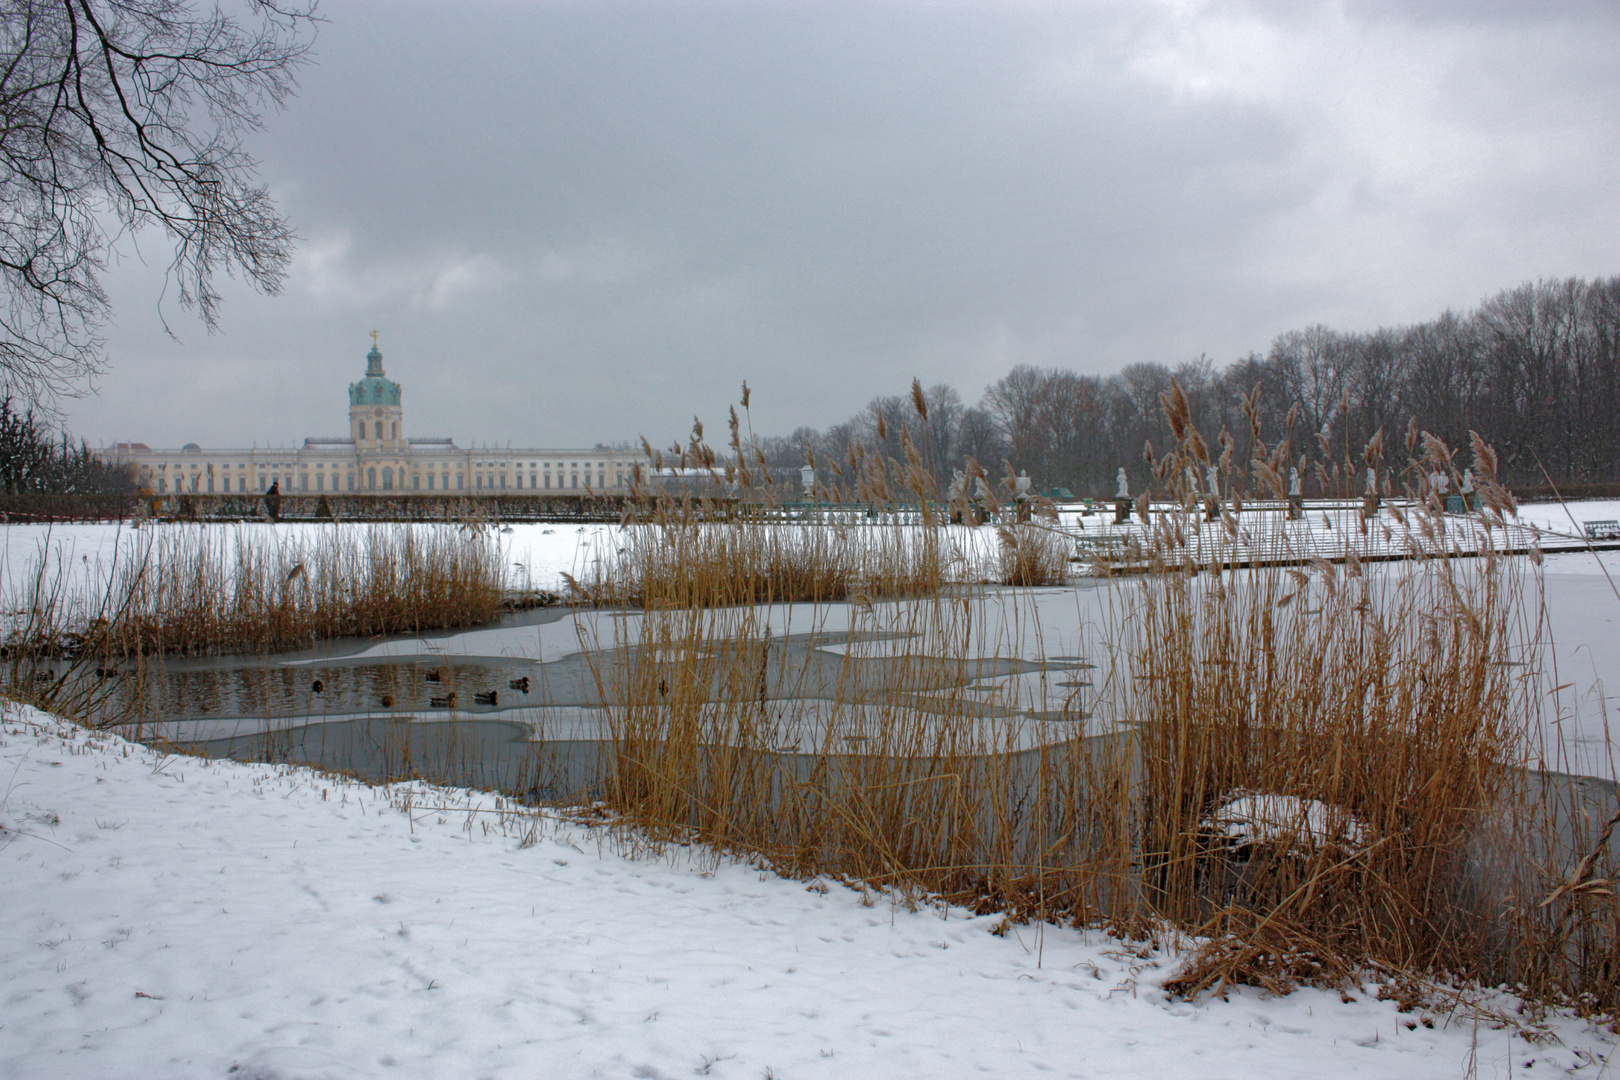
[348,333,404,453]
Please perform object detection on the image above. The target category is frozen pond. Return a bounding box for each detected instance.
[5,504,1617,782]
[87,588,1114,793]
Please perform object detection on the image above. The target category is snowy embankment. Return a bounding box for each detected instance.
[4,499,1617,599]
[2,705,1612,1079]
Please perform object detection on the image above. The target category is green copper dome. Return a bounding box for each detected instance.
[348,343,401,407]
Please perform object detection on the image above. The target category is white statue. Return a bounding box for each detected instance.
[1205,466,1220,499]
[1288,467,1302,497]
[1014,470,1032,499]
[1366,467,1377,495]
[1431,469,1449,495]
[948,468,967,501]
[1460,468,1474,495]
[1115,467,1130,499]
[799,464,815,498]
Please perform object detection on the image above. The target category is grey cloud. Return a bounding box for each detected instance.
[66,0,1620,451]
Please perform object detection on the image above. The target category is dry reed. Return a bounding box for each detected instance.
[577,514,957,608]
[995,523,1071,587]
[4,523,506,663]
[573,387,1620,1018]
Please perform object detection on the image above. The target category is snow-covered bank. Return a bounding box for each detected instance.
[7,498,1618,602]
[1,705,1613,1079]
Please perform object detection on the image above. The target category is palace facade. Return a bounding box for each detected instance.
[104,340,639,497]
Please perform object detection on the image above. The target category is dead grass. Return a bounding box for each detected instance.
[3,523,506,678]
[584,592,1091,901]
[576,514,955,608]
[595,394,1048,607]
[571,385,1620,1019]
[995,523,1071,587]
[1123,528,1530,999]
[16,381,1619,1019]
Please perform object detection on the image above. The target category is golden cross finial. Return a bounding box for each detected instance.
[370,329,379,348]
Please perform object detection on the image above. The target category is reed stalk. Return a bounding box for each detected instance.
[575,385,1620,1015]
[2,523,507,705]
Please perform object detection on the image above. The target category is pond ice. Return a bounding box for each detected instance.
[4,510,1617,775]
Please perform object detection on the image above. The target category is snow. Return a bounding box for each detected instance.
[1204,792,1372,851]
[4,499,1617,602]
[1517,500,1620,540]
[3,703,1613,1079]
[6,497,1614,601]
[0,521,627,601]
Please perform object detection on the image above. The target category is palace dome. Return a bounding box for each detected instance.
[348,344,402,407]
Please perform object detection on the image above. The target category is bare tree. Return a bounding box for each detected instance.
[982,364,1047,468]
[750,274,1620,496]
[916,382,961,484]
[0,0,316,405]
[955,405,1004,470]
[1268,325,1355,439]
[1028,369,1102,494]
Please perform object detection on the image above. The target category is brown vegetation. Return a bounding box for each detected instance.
[577,388,1620,1018]
[573,517,954,608]
[5,523,506,663]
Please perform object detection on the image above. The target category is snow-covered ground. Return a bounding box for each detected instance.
[3,703,1612,1079]
[1517,499,1620,538]
[3,499,1617,599]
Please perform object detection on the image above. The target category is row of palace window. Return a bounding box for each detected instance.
[356,421,400,442]
[472,471,616,489]
[152,466,626,493]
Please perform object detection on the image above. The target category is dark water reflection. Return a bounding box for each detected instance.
[87,606,1084,799]
[171,717,611,804]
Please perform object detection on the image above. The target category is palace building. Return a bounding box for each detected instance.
[104,338,639,497]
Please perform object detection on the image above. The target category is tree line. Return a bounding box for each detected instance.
[751,275,1620,498]
[0,399,135,496]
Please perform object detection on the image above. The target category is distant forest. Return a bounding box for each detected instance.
[751,275,1620,499]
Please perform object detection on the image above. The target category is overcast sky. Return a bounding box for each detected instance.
[68,0,1620,451]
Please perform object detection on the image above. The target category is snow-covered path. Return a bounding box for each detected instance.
[1,706,1611,1079]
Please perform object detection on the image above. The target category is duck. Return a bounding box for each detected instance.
[311,679,324,694]
[424,669,443,683]
[380,694,394,708]
[508,676,530,693]
[473,690,498,706]
[430,692,456,708]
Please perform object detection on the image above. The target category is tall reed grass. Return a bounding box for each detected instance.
[576,385,1620,1017]
[575,514,960,608]
[600,391,1068,607]
[1123,518,1535,997]
[995,523,1071,587]
[3,524,507,717]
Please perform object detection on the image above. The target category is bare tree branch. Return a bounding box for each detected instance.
[0,0,317,408]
